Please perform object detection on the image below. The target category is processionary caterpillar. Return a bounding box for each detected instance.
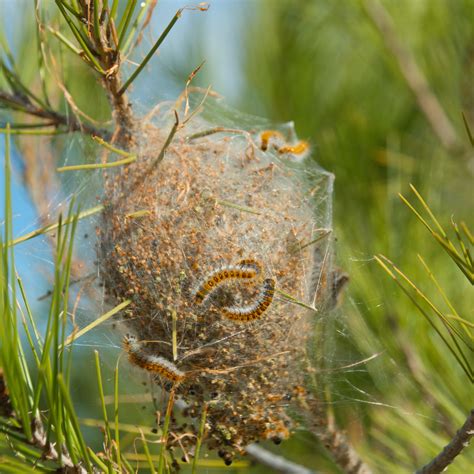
[221,278,275,322]
[123,335,185,383]
[260,130,284,151]
[278,140,310,156]
[194,259,263,304]
[259,130,310,157]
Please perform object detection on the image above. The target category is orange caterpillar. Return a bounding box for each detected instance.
[260,130,284,151]
[123,335,185,383]
[194,259,262,304]
[259,130,310,158]
[278,140,310,156]
[221,278,275,322]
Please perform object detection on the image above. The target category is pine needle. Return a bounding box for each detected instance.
[63,300,131,347]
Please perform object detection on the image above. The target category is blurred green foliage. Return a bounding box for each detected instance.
[242,0,473,471]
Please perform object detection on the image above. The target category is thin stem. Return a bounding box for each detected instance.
[94,351,112,461]
[48,26,83,54]
[153,110,179,166]
[62,300,131,347]
[117,0,138,50]
[93,0,101,42]
[118,9,182,96]
[55,1,105,74]
[57,155,136,172]
[0,128,68,136]
[8,205,104,247]
[192,404,208,474]
[416,409,474,474]
[92,135,136,157]
[0,90,110,138]
[157,389,175,474]
[217,199,262,216]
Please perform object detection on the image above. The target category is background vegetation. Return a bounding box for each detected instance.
[0,0,472,472]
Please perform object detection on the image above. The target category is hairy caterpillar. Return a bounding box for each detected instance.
[194,259,262,304]
[278,140,310,156]
[259,130,284,151]
[259,130,310,158]
[221,278,275,322]
[123,335,185,383]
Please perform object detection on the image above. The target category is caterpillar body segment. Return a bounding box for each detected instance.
[221,278,275,322]
[237,258,264,283]
[123,335,185,383]
[194,259,263,304]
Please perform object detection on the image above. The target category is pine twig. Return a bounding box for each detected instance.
[416,409,474,474]
[0,90,110,138]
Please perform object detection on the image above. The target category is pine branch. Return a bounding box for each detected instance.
[416,409,474,474]
[0,90,110,138]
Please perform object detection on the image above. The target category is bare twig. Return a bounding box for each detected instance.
[362,0,461,153]
[246,444,317,474]
[153,110,179,166]
[0,90,110,138]
[416,409,474,474]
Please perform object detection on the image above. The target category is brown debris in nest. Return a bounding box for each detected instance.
[97,104,334,460]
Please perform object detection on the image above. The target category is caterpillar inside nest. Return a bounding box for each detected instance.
[97,94,335,463]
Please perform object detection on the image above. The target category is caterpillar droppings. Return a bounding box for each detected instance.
[123,335,185,383]
[221,278,275,322]
[194,259,262,304]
